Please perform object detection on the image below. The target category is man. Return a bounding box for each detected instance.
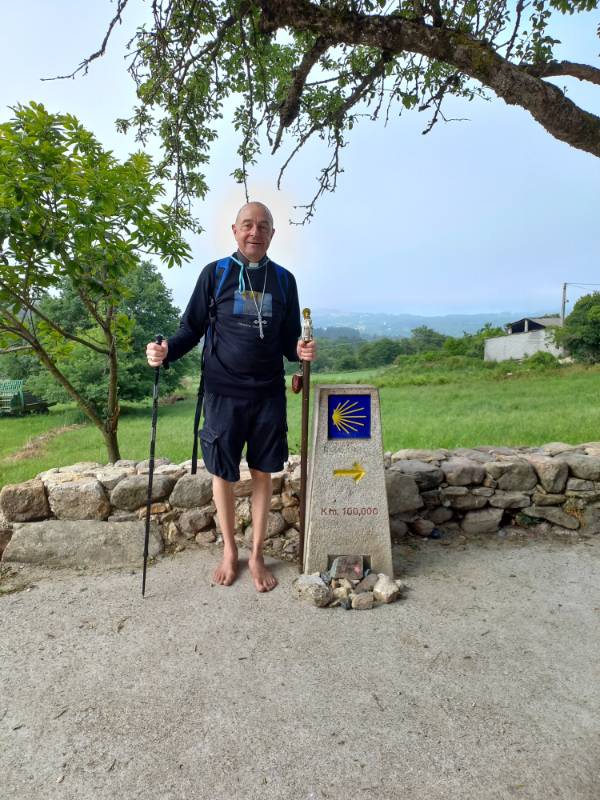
[146,202,316,592]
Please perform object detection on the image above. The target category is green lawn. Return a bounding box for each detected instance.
[2,365,600,489]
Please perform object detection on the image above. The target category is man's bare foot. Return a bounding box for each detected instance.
[212,549,238,586]
[248,555,277,592]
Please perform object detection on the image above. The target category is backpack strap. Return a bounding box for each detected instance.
[214,257,232,298]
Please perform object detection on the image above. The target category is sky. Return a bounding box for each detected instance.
[2,1,600,320]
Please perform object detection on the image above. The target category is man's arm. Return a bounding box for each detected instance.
[167,264,213,363]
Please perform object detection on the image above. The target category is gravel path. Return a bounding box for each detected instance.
[1,535,599,800]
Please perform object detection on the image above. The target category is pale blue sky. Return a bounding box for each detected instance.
[2,1,599,319]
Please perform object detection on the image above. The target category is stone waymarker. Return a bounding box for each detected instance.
[303,385,393,575]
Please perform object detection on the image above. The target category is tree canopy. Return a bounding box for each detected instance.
[23,262,193,409]
[69,0,600,220]
[555,292,600,362]
[0,103,193,460]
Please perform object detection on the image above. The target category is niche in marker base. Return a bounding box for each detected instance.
[303,385,393,576]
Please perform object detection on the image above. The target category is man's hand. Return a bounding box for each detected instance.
[146,340,168,367]
[297,339,317,362]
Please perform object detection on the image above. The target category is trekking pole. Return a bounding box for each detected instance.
[142,334,164,597]
[298,309,313,573]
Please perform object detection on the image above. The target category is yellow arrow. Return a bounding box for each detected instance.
[333,462,366,483]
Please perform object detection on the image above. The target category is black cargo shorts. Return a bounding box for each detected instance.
[199,390,288,482]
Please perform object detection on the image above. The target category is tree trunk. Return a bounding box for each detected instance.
[25,332,121,464]
[103,306,121,463]
[2,306,122,464]
[102,428,121,463]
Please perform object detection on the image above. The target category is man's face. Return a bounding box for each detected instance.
[232,203,275,262]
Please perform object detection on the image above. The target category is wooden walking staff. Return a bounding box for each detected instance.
[298,308,313,573]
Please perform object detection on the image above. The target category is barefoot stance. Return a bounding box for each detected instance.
[248,555,277,592]
[212,550,238,586]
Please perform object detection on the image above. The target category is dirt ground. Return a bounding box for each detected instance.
[1,532,599,800]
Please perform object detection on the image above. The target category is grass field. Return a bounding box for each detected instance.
[2,364,600,489]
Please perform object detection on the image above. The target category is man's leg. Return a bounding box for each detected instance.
[248,468,277,592]
[212,476,238,585]
[200,393,246,586]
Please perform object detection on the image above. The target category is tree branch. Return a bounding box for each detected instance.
[0,278,110,355]
[272,36,332,153]
[43,0,130,81]
[276,52,390,191]
[257,0,600,159]
[523,60,600,87]
[0,345,34,354]
[1,299,109,432]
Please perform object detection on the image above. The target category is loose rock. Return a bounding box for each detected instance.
[169,473,212,508]
[461,507,504,534]
[523,455,568,493]
[0,479,49,523]
[195,529,217,545]
[355,573,378,593]
[111,474,176,512]
[385,472,423,515]
[178,506,216,536]
[373,575,400,603]
[555,454,600,481]
[442,458,486,486]
[388,460,444,491]
[352,591,374,610]
[48,479,110,521]
[522,505,580,530]
[532,490,567,506]
[2,520,162,567]
[484,461,537,492]
[292,575,333,607]
[489,491,531,509]
[409,518,435,537]
[136,457,171,473]
[391,448,448,463]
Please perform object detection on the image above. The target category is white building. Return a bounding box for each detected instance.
[484,317,564,362]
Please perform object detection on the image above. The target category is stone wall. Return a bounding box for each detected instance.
[1,441,599,565]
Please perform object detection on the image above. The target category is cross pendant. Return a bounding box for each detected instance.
[257,315,264,339]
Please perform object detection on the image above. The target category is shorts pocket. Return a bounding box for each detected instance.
[199,426,222,476]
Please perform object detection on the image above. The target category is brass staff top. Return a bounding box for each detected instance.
[301,308,313,343]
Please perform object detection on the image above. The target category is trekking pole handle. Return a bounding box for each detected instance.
[154,334,168,369]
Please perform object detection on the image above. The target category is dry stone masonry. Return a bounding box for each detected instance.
[1,440,599,568]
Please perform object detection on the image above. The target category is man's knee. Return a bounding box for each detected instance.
[213,474,235,491]
[249,468,272,483]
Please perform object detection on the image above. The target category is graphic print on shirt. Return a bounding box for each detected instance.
[233,290,273,330]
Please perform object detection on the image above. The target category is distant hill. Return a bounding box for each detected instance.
[312,309,554,338]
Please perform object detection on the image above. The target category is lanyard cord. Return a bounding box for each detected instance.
[245,263,268,312]
[230,255,269,338]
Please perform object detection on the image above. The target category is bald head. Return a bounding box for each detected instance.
[235,201,274,228]
[232,201,275,262]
